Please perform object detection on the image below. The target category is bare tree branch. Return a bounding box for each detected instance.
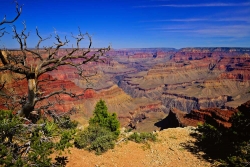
[1,21,110,119]
[0,27,8,37]
[0,1,21,38]
[0,81,6,90]
[35,88,84,104]
[0,1,22,26]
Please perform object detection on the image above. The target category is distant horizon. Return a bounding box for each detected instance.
[1,0,250,49]
[5,46,250,50]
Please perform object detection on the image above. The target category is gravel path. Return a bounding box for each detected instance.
[64,127,213,167]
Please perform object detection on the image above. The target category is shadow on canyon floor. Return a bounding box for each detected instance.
[154,114,181,130]
[180,132,219,165]
[154,113,219,164]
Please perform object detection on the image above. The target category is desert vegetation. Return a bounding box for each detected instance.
[0,109,77,166]
[74,99,120,155]
[0,2,110,166]
[128,132,157,143]
[1,1,250,167]
[194,102,250,166]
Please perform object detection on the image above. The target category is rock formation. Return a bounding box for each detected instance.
[119,47,250,113]
[1,47,250,130]
[156,100,250,130]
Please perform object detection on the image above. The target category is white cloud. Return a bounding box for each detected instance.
[140,18,208,22]
[156,24,250,38]
[135,2,250,8]
[141,17,250,23]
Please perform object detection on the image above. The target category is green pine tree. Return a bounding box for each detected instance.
[74,99,120,154]
[89,99,120,137]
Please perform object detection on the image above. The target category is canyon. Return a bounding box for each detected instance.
[1,47,250,130]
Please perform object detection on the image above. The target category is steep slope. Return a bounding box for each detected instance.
[76,85,167,127]
[0,72,167,128]
[157,100,250,129]
[119,48,250,113]
[2,48,250,131]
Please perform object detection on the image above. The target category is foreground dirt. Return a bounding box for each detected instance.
[64,127,214,167]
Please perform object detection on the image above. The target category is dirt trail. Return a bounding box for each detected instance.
[64,127,214,167]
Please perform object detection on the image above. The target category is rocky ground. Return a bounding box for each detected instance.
[63,127,216,167]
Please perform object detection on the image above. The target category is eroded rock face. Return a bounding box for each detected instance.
[156,106,237,129]
[185,108,236,128]
[154,108,185,129]
[158,100,250,130]
[78,85,168,127]
[119,48,250,112]
[1,47,250,130]
[0,72,167,127]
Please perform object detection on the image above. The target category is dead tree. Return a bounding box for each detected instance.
[0,2,112,165]
[0,1,22,37]
[0,1,22,91]
[0,22,110,119]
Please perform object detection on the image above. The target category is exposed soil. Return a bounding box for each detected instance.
[64,127,214,167]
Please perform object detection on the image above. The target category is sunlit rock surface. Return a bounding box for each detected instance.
[1,47,250,130]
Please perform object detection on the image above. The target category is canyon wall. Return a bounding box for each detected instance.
[1,47,250,130]
[119,48,250,114]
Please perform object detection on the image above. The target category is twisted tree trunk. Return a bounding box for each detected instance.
[19,72,37,118]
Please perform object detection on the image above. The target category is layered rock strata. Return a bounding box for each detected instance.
[157,100,250,130]
[119,48,250,113]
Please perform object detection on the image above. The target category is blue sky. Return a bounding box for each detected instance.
[0,0,250,49]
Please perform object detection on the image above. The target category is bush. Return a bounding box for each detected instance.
[197,123,222,145]
[75,125,116,155]
[0,110,76,166]
[128,132,157,143]
[196,108,250,166]
[74,99,120,154]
